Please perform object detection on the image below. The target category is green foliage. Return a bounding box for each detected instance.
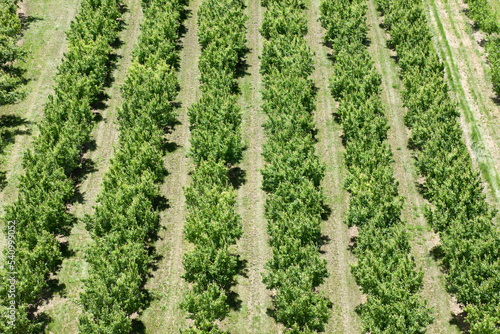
[181,0,246,332]
[260,1,330,332]
[120,61,178,129]
[134,1,181,67]
[0,0,26,105]
[78,0,183,332]
[465,0,499,33]
[184,163,242,249]
[459,0,500,97]
[320,0,433,332]
[180,284,229,333]
[376,0,500,330]
[188,91,242,165]
[273,278,330,332]
[261,2,308,39]
[261,35,314,78]
[187,0,246,166]
[486,36,500,96]
[319,0,368,56]
[0,0,123,331]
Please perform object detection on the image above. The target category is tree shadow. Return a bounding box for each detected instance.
[0,171,7,191]
[331,111,341,124]
[0,114,28,127]
[227,255,248,312]
[321,204,332,221]
[147,246,164,272]
[110,37,126,50]
[90,92,111,111]
[70,157,97,204]
[236,255,248,280]
[88,47,122,111]
[83,139,98,153]
[174,7,192,68]
[163,141,180,154]
[59,238,76,258]
[39,277,67,303]
[92,111,104,124]
[318,234,331,255]
[429,244,445,262]
[429,244,450,277]
[19,15,43,32]
[1,126,32,145]
[321,38,333,50]
[406,136,422,151]
[163,117,182,136]
[450,309,470,333]
[227,290,243,312]
[25,272,65,329]
[179,8,192,36]
[0,114,32,150]
[310,127,320,143]
[362,36,372,48]
[0,115,45,181]
[389,54,399,64]
[348,234,358,253]
[490,95,500,106]
[152,195,170,212]
[26,309,52,328]
[131,319,146,334]
[414,178,427,197]
[235,47,251,80]
[0,116,30,135]
[228,166,246,190]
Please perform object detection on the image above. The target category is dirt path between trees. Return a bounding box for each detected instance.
[225,0,279,332]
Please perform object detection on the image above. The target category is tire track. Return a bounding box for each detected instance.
[426,0,500,207]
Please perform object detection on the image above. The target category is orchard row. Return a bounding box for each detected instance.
[0,0,25,105]
[320,0,433,332]
[378,0,500,331]
[261,0,331,332]
[79,0,184,332]
[464,0,500,102]
[0,0,122,332]
[181,0,246,332]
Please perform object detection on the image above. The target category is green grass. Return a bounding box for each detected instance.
[427,0,500,204]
